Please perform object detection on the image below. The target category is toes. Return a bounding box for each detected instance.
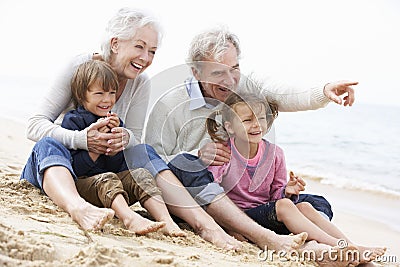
[224,238,242,251]
[297,232,308,243]
[292,232,308,249]
[170,230,187,237]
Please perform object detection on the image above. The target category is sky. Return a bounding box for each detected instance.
[1,0,400,107]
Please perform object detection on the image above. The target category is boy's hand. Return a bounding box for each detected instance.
[96,112,120,133]
[285,171,306,198]
[97,117,111,133]
[107,112,120,129]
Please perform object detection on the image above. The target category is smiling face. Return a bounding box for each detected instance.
[109,25,158,80]
[193,42,240,102]
[224,102,268,157]
[83,80,117,117]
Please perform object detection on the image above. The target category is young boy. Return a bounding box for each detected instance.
[61,60,186,236]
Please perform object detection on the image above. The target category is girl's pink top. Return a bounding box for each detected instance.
[208,138,287,209]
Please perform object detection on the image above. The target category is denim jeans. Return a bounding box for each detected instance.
[245,194,334,235]
[297,193,333,220]
[20,137,76,190]
[168,153,224,206]
[128,145,224,206]
[244,200,291,234]
[124,144,170,176]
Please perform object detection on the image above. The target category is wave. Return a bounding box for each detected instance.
[296,169,400,199]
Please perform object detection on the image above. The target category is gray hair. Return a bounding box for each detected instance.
[101,7,163,62]
[187,26,241,69]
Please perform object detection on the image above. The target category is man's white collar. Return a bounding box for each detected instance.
[185,77,207,110]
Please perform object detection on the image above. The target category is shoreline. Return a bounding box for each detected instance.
[303,177,400,260]
[0,116,399,266]
[302,174,400,232]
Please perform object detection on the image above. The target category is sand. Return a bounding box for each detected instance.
[0,116,399,267]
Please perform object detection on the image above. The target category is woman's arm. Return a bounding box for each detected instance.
[27,55,89,150]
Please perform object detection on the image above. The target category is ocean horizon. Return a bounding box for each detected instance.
[273,102,400,198]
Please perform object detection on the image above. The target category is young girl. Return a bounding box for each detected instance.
[205,81,385,265]
[60,60,186,237]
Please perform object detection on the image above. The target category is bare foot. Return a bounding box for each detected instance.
[226,230,248,242]
[299,240,360,267]
[70,202,115,231]
[133,221,166,235]
[124,214,166,235]
[197,225,242,251]
[161,222,187,237]
[256,232,308,251]
[355,245,387,264]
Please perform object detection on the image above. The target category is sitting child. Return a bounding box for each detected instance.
[204,80,385,265]
[60,60,186,236]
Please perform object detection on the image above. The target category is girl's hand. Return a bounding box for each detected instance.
[285,171,306,198]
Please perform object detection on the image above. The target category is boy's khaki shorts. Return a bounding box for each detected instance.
[75,168,161,208]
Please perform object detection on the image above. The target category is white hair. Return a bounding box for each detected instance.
[187,25,241,70]
[101,7,163,61]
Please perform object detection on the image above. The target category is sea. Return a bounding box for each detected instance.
[271,102,400,197]
[2,75,400,197]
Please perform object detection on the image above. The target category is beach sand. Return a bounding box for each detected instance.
[0,116,398,266]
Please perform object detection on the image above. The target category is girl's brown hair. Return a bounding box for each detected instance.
[70,60,119,107]
[206,78,278,143]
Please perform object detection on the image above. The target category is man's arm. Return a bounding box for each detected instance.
[259,78,357,112]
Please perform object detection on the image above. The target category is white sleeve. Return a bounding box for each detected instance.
[27,56,87,150]
[260,77,330,112]
[122,76,150,148]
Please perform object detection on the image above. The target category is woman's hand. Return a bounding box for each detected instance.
[87,119,129,155]
[87,119,112,154]
[104,127,130,156]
